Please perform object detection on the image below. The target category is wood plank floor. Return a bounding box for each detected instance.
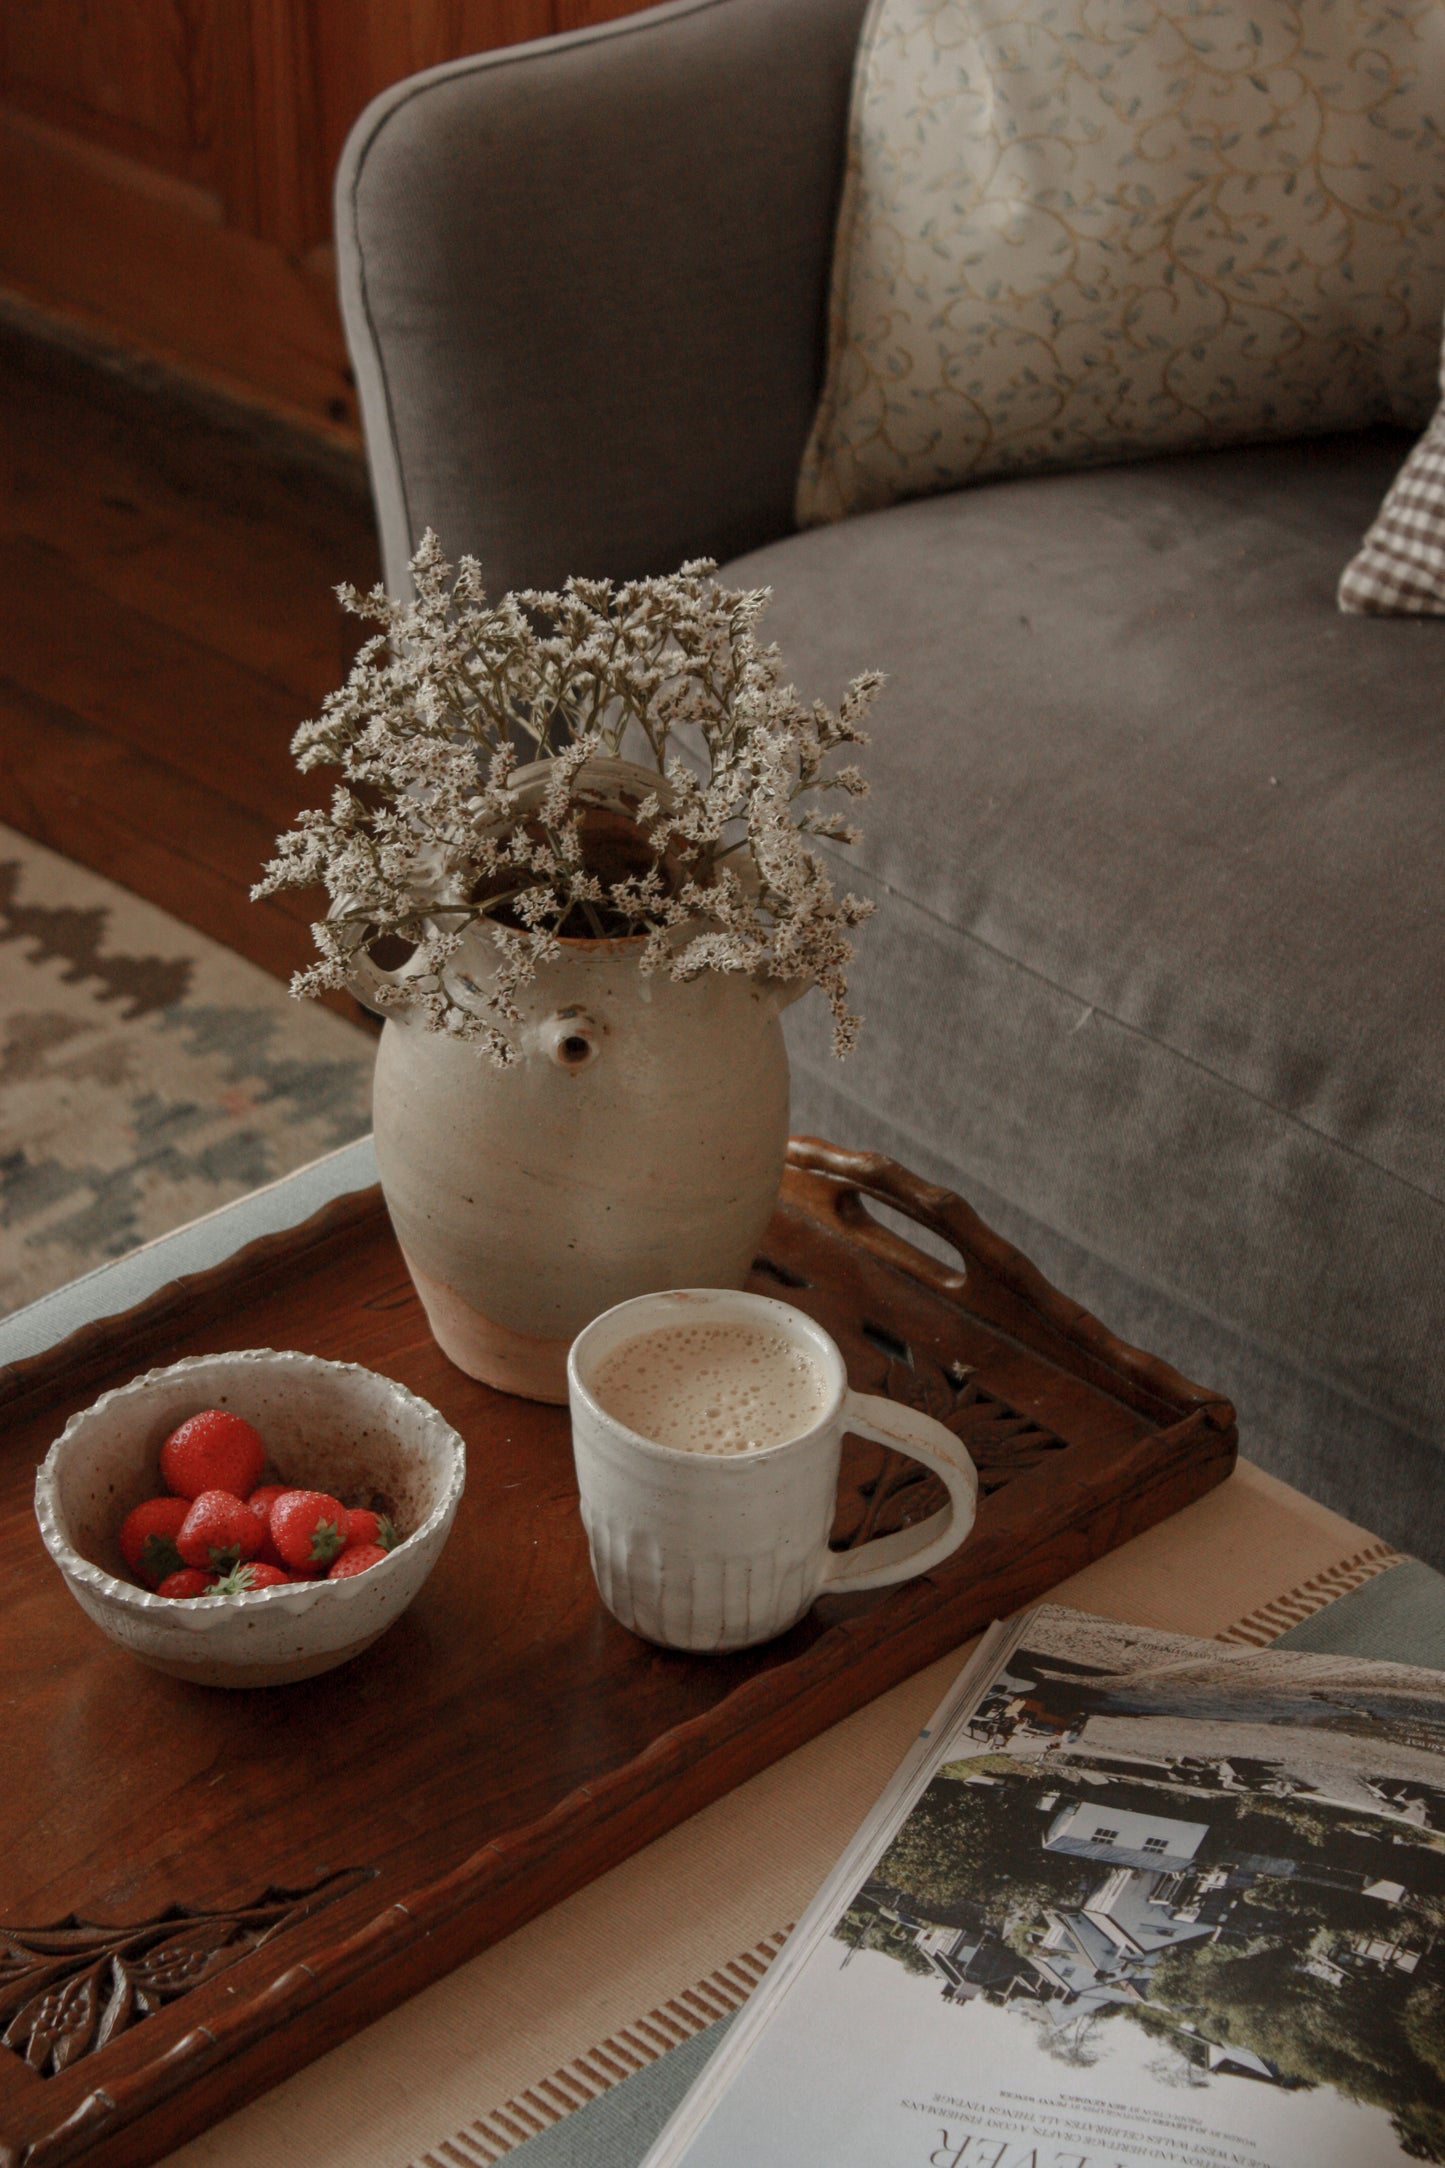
[0,324,382,1028]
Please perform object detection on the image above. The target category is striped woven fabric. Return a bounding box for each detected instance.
[420,1934,792,2167]
[1339,401,1445,613]
[1213,1538,1405,1647]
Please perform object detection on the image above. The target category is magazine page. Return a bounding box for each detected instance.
[644,1605,1445,2168]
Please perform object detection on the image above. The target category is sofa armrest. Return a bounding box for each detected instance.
[335,0,868,599]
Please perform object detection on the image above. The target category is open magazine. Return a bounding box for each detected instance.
[642,1605,1445,2168]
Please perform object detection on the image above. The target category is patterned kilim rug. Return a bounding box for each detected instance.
[0,823,375,1317]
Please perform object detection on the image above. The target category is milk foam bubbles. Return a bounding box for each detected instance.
[591,1320,831,1453]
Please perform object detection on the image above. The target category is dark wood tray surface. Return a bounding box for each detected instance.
[0,1139,1236,2168]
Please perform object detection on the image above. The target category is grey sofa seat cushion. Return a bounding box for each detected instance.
[722,431,1445,1463]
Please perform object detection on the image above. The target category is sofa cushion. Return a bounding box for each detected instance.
[1341,395,1445,616]
[797,0,1445,526]
[725,430,1445,1449]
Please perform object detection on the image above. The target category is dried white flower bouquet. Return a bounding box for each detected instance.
[256,535,881,1065]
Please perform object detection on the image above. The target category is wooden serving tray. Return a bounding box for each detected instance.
[0,1139,1236,2168]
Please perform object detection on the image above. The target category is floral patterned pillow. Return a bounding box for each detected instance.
[797,0,1445,527]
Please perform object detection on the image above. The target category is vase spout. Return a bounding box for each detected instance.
[527,1007,602,1070]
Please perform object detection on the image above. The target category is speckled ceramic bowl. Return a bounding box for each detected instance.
[35,1349,465,1688]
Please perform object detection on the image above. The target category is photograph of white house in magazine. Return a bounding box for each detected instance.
[649,1610,1445,2168]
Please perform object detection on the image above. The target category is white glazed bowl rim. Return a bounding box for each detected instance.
[568,1287,848,1463]
[34,1348,467,1634]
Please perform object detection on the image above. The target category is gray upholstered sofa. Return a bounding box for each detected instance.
[334,0,1445,1563]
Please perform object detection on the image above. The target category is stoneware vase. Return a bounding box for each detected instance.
[351,760,804,1403]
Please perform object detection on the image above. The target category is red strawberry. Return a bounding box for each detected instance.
[177,1490,263,1573]
[346,1508,399,1553]
[159,1409,266,1501]
[208,1561,293,1594]
[246,1485,292,1568]
[328,1544,389,1580]
[246,1484,290,1526]
[156,1568,216,1599]
[269,1491,349,1572]
[119,1496,190,1588]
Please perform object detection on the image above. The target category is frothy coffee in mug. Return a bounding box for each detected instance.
[591,1319,831,1454]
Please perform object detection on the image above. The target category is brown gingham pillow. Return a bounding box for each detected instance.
[1339,401,1445,616]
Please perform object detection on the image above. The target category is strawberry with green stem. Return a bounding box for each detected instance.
[209,1561,293,1594]
[119,1497,190,1588]
[270,1490,349,1573]
[177,1490,263,1574]
[346,1507,399,1552]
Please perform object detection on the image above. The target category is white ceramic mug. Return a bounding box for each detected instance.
[567,1288,979,1652]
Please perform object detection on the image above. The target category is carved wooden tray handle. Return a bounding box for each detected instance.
[784,1137,1232,1431]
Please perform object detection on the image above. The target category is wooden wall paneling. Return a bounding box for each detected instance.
[0,0,656,441]
[0,0,225,188]
[0,99,357,436]
[223,0,327,252]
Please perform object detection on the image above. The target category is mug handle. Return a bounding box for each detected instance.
[820,1390,979,1594]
